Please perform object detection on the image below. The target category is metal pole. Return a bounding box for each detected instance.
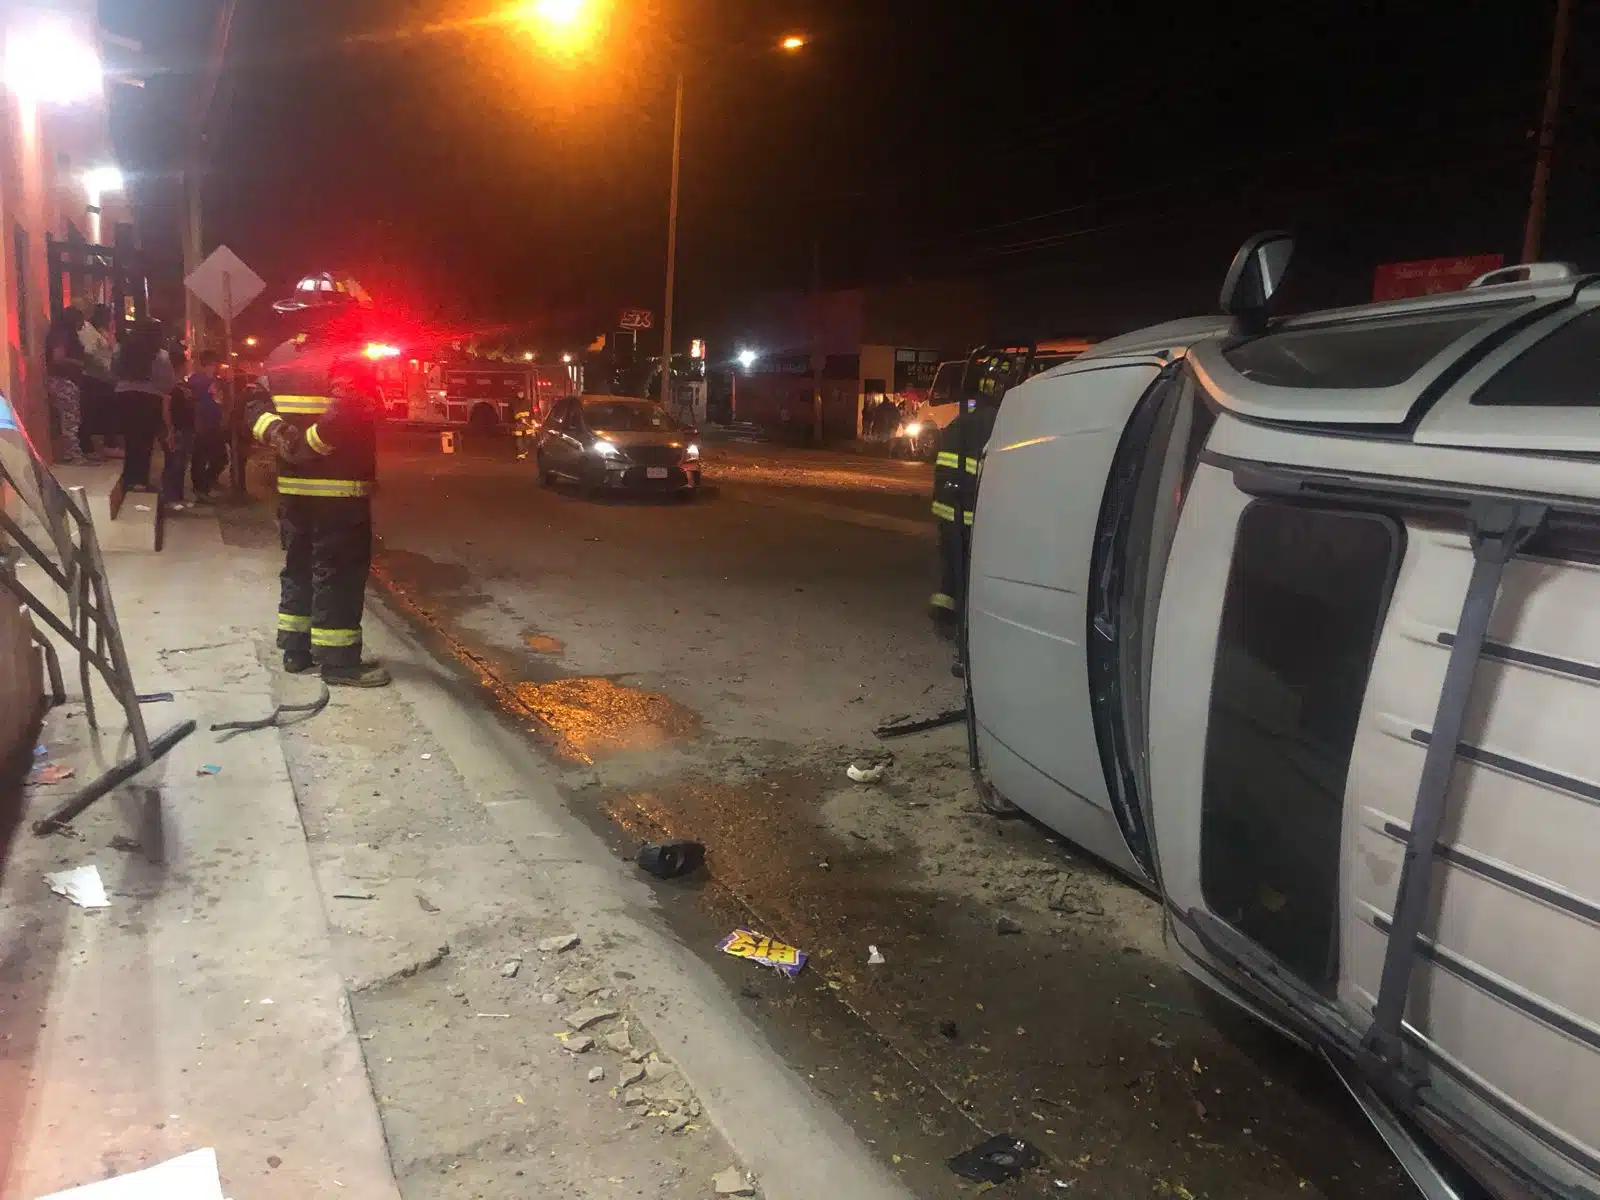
[1521,0,1573,264]
[811,235,823,444]
[223,272,244,496]
[183,169,204,351]
[659,71,684,410]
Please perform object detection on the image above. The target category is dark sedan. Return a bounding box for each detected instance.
[534,395,702,498]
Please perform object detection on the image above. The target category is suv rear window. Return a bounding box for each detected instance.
[1472,308,1600,407]
[1224,303,1525,389]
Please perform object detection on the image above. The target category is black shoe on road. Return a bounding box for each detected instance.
[323,663,392,688]
[283,650,315,674]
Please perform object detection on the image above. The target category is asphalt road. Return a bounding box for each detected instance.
[367,429,1415,1200]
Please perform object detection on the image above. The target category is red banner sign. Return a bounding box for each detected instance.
[1372,254,1504,302]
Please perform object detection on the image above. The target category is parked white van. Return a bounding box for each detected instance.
[965,234,1600,1200]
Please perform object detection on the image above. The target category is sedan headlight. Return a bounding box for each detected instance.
[903,422,922,437]
[591,439,624,459]
[683,442,700,460]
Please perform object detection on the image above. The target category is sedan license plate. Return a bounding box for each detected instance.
[646,467,670,479]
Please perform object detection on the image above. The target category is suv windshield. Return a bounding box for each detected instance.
[582,400,676,431]
[1223,301,1528,389]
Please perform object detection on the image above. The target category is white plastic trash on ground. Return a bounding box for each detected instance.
[44,866,110,909]
[37,1148,225,1198]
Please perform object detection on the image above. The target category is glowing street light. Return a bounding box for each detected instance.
[561,352,574,364]
[4,20,102,106]
[780,34,806,52]
[244,336,259,348]
[509,0,604,56]
[523,350,536,361]
[737,349,758,369]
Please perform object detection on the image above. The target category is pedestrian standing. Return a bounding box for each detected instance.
[76,303,117,457]
[113,319,177,494]
[161,342,196,509]
[44,308,88,465]
[188,349,227,499]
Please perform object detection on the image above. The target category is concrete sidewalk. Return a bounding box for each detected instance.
[0,470,398,1199]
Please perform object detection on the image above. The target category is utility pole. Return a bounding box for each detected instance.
[659,70,684,411]
[810,234,823,444]
[1521,0,1573,264]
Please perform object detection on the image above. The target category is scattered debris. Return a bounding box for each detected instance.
[420,753,432,760]
[874,707,965,739]
[867,945,886,966]
[565,1006,619,1032]
[712,1166,756,1196]
[1047,873,1106,915]
[619,1062,646,1087]
[603,1028,635,1055]
[36,1146,224,1199]
[561,1033,596,1054]
[938,1020,961,1040]
[31,764,75,785]
[195,763,222,776]
[1149,1033,1177,1050]
[110,835,142,854]
[996,914,1024,936]
[136,691,175,704]
[947,1134,1041,1185]
[635,839,706,879]
[415,892,440,913]
[540,992,559,1005]
[210,685,330,734]
[45,865,110,909]
[846,761,887,784]
[332,890,376,901]
[623,1086,651,1106]
[664,1112,691,1133]
[587,1065,605,1083]
[538,932,581,953]
[718,928,807,978]
[501,959,522,979]
[473,1013,511,1019]
[561,975,604,996]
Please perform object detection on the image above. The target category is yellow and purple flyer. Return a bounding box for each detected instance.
[718,928,808,978]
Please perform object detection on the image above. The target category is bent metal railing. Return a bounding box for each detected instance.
[0,391,193,836]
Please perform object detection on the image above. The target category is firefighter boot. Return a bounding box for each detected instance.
[322,662,392,688]
[283,649,316,674]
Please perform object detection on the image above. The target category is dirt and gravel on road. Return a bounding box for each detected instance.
[300,434,1417,1200]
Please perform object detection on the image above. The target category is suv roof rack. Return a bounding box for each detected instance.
[1467,262,1577,289]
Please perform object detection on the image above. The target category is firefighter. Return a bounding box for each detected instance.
[929,353,1013,630]
[246,273,390,688]
[512,401,537,460]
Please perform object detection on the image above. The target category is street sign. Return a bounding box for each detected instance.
[619,308,654,330]
[1372,254,1503,302]
[184,245,266,321]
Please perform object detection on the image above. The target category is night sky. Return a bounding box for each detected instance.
[101,0,1598,348]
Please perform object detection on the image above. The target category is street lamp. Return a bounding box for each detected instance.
[737,349,758,369]
[523,350,536,361]
[4,19,103,106]
[660,36,803,412]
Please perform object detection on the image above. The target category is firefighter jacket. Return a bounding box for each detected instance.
[246,334,380,499]
[931,402,998,525]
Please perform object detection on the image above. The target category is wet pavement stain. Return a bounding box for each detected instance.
[514,677,701,765]
[596,772,1414,1200]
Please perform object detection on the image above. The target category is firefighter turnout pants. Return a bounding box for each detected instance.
[932,511,970,620]
[277,494,373,667]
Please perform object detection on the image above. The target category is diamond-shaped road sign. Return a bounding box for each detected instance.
[184,245,266,322]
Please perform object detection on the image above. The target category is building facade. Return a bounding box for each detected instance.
[0,0,130,454]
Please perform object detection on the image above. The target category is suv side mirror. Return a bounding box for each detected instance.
[1220,231,1294,333]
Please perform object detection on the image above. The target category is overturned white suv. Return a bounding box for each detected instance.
[965,234,1600,1200]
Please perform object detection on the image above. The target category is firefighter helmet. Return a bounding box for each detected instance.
[271,270,373,315]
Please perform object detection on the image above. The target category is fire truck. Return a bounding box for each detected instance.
[375,355,568,431]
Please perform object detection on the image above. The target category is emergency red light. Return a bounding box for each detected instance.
[364,343,401,360]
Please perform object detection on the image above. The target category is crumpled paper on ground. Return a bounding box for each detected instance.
[44,865,110,909]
